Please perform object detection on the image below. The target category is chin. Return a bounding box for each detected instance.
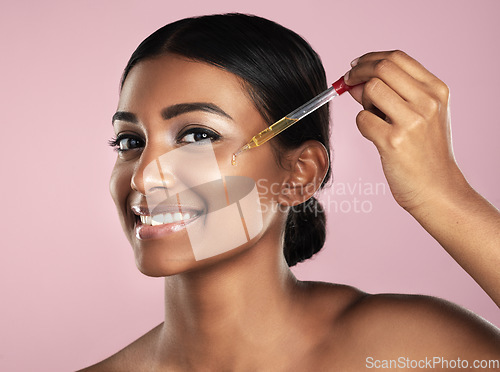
[135,255,196,277]
[132,237,261,277]
[131,236,197,277]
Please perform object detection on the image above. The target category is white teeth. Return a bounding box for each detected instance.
[151,214,164,226]
[164,213,173,223]
[140,215,152,225]
[139,211,195,226]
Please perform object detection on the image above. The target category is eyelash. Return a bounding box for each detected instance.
[108,135,144,152]
[108,128,221,152]
[177,127,221,144]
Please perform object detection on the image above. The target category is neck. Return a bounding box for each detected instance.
[158,226,304,368]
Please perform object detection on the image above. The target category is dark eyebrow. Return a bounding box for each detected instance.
[112,102,233,126]
[112,111,138,125]
[162,103,233,120]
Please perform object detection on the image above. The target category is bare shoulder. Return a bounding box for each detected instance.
[76,323,162,372]
[298,280,368,310]
[333,292,500,364]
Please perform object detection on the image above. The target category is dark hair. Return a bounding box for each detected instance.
[121,13,331,266]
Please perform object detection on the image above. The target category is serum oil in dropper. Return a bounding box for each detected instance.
[231,117,298,166]
[230,76,352,165]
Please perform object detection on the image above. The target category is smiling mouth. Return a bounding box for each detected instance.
[140,212,195,226]
[133,208,204,240]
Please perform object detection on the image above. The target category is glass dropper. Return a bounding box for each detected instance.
[231,76,352,165]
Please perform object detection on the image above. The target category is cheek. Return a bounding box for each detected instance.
[219,149,283,192]
[109,161,132,211]
[215,148,286,220]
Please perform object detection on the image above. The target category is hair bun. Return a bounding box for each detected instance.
[283,196,326,267]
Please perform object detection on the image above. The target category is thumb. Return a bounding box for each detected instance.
[356,110,391,150]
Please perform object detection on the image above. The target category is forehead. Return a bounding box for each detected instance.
[118,54,252,117]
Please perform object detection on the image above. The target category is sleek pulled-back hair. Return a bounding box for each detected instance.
[121,13,331,267]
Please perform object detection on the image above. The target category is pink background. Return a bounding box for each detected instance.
[1,1,499,370]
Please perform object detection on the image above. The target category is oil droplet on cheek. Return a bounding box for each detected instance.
[231,153,237,166]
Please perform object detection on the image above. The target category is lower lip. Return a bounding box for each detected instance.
[135,215,202,240]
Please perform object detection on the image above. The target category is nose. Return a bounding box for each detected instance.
[131,146,176,197]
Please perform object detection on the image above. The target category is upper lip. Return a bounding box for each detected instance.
[131,204,204,216]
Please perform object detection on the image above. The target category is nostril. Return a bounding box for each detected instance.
[148,185,170,193]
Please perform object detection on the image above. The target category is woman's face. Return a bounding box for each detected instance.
[110,54,289,276]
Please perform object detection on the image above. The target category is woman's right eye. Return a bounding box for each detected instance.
[108,135,145,152]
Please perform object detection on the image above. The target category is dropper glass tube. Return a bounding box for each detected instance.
[231,76,351,165]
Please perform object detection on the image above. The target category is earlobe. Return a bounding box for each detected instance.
[277,140,329,207]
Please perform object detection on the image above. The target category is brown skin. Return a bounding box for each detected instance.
[79,53,500,371]
[345,51,500,306]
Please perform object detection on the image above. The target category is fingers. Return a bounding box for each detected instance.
[349,50,436,85]
[347,84,364,104]
[345,50,455,213]
[365,77,422,123]
[346,54,425,105]
[345,50,451,109]
[345,50,450,126]
[355,78,416,149]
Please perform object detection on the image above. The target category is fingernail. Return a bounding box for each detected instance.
[344,70,350,83]
[350,57,359,67]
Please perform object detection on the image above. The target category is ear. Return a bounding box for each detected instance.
[277,140,330,207]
